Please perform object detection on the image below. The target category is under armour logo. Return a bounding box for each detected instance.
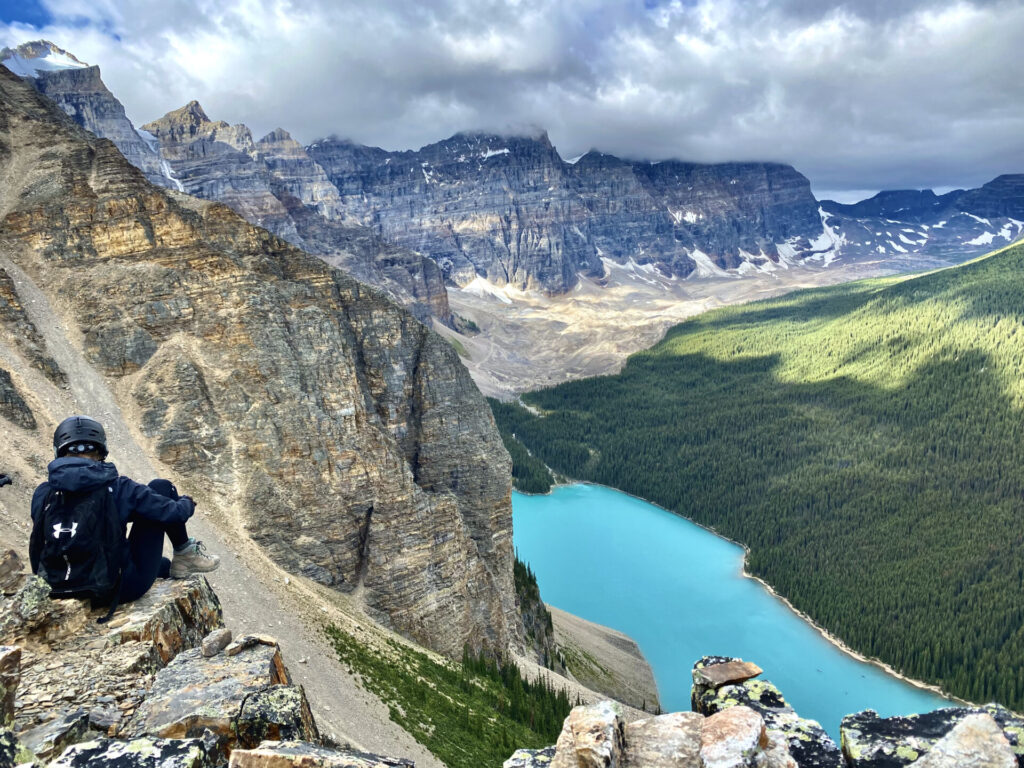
[52,522,78,539]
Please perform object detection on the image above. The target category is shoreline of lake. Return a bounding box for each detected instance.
[515,479,964,711]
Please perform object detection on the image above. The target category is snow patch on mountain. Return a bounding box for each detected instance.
[1,41,89,78]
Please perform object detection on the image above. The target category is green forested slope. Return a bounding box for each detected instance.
[499,243,1024,709]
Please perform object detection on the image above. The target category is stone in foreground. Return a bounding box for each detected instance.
[47,735,219,767]
[18,708,89,762]
[693,656,843,768]
[125,642,317,752]
[0,726,35,768]
[912,714,1016,768]
[623,711,702,767]
[841,705,1024,767]
[700,705,768,768]
[549,701,624,768]
[201,628,233,658]
[228,740,415,767]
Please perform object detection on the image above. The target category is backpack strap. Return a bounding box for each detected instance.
[96,571,123,624]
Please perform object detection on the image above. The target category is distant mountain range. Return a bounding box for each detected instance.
[3,39,1023,325]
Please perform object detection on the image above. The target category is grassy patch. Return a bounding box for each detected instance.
[325,626,575,768]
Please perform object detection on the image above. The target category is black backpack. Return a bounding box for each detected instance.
[29,483,127,620]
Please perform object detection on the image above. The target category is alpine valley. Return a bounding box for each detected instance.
[2,36,1024,768]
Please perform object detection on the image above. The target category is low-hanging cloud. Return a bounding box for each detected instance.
[2,0,1022,197]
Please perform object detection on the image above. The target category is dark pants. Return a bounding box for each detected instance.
[119,516,189,603]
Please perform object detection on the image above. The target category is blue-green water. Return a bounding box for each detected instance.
[512,483,953,740]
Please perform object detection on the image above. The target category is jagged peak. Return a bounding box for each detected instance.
[0,40,90,78]
[258,127,294,144]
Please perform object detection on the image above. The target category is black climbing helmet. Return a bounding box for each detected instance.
[53,415,108,460]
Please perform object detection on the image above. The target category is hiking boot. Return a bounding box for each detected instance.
[170,538,220,578]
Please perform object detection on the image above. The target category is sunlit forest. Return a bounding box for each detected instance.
[494,242,1024,709]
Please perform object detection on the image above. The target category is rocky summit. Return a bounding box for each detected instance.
[0,63,520,659]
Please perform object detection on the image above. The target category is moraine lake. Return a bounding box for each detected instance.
[511,483,953,740]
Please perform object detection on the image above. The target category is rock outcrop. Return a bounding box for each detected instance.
[1,40,176,191]
[0,562,421,768]
[0,63,520,659]
[692,656,843,768]
[841,705,1024,767]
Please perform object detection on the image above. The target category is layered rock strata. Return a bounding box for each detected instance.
[307,133,830,291]
[0,64,520,658]
[1,40,176,190]
[141,103,451,325]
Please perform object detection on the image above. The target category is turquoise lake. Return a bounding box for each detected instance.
[512,483,953,740]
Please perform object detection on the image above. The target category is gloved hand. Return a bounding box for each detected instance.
[180,495,196,517]
[0,474,11,488]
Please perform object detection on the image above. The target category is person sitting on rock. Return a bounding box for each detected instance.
[30,415,219,608]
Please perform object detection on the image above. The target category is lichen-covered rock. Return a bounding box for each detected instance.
[125,641,317,752]
[11,577,222,735]
[623,711,703,767]
[0,576,89,647]
[235,686,320,748]
[0,647,18,727]
[693,657,843,768]
[228,740,415,767]
[0,726,36,768]
[549,701,625,768]
[841,705,1024,768]
[911,714,1016,768]
[47,734,220,767]
[18,708,89,762]
[503,746,556,768]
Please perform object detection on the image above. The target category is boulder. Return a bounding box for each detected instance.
[623,711,703,767]
[549,701,625,768]
[47,734,220,767]
[125,642,317,752]
[0,647,19,727]
[693,657,843,768]
[18,708,89,762]
[228,740,415,767]
[0,577,89,646]
[911,714,1016,768]
[694,660,764,690]
[700,705,768,768]
[841,705,1024,767]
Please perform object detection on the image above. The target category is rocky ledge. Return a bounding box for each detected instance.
[507,656,1024,768]
[0,551,414,768]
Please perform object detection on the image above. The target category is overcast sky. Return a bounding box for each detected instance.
[1,0,1022,201]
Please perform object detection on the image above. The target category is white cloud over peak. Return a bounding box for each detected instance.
[2,0,1022,196]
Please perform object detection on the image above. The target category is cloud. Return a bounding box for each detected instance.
[1,0,1022,195]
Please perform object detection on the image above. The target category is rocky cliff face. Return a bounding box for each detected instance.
[0,64,519,658]
[0,41,177,191]
[307,133,832,291]
[140,102,452,325]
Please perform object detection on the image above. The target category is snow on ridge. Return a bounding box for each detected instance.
[1,44,89,78]
[461,276,514,304]
[966,231,996,246]
[688,249,730,278]
[481,148,510,160]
